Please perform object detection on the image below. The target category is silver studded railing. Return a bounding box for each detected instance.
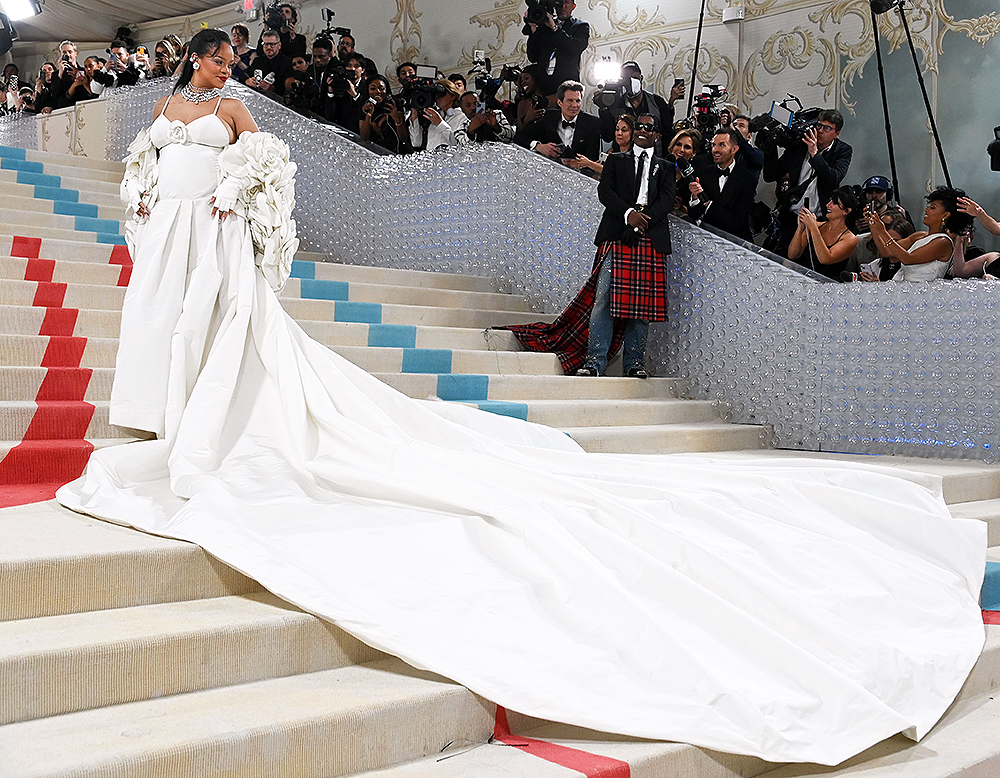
[0,110,38,151]
[91,79,1000,463]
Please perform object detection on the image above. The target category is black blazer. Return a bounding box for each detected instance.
[514,109,602,163]
[688,162,757,242]
[525,16,590,92]
[762,137,853,216]
[594,150,676,255]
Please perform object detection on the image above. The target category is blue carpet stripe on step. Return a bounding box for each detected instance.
[368,325,417,349]
[300,278,349,301]
[402,349,451,374]
[75,216,122,234]
[333,301,381,324]
[984,562,1000,611]
[2,157,44,173]
[96,234,128,245]
[34,185,78,203]
[17,170,62,188]
[289,259,315,279]
[53,200,100,218]
[436,374,489,401]
[0,145,27,160]
[473,400,529,421]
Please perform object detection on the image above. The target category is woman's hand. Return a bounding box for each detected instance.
[957,196,985,219]
[860,270,880,282]
[423,107,443,126]
[208,197,235,222]
[798,207,818,230]
[526,106,544,124]
[866,206,888,236]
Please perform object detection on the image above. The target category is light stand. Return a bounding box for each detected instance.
[869,4,901,207]
[871,0,952,188]
[686,0,709,119]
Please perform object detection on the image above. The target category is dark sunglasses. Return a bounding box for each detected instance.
[635,121,657,132]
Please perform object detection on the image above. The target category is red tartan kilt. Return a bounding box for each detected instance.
[598,238,669,322]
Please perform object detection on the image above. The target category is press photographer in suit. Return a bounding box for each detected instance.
[762,108,852,256]
[523,0,590,96]
[688,128,757,242]
[577,115,675,378]
[514,80,601,172]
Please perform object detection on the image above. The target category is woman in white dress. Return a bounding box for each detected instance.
[58,30,988,767]
[866,186,973,281]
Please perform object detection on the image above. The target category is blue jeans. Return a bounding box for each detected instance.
[584,255,648,375]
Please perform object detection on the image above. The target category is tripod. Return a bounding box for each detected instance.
[869,0,952,192]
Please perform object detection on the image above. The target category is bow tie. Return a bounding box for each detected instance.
[561,120,576,129]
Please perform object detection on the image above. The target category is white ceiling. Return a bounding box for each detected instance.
[8,0,226,43]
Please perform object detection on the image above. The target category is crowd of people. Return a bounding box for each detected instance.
[3,0,997,283]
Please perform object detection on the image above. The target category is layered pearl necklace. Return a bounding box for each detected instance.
[181,83,222,103]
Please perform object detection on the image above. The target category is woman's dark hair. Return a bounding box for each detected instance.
[615,114,636,131]
[926,186,974,233]
[174,28,232,93]
[884,214,915,239]
[231,24,250,41]
[39,62,56,80]
[829,186,858,217]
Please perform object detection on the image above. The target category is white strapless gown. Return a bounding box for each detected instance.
[58,116,987,766]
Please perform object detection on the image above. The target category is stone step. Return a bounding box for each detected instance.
[0,158,124,184]
[465,397,719,427]
[0,168,122,197]
[699,450,1000,505]
[297,319,522,352]
[372,372,681,401]
[0,591,384,725]
[293,258,498,293]
[0,657,493,778]
[0,220,120,244]
[0,207,124,236]
[0,277,126,310]
[14,147,124,174]
[0,233,127,264]
[0,366,116,402]
[565,422,768,454]
[330,344,562,377]
[0,334,119,368]
[0,191,124,222]
[0,500,261,622]
[0,254,124,287]
[0,304,122,338]
[280,297,553,329]
[0,401,134,441]
[280,277,531,313]
[951,498,1000,545]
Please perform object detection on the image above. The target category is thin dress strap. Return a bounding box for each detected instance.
[213,95,224,115]
[158,94,173,117]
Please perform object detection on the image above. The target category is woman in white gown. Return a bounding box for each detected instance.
[58,30,988,767]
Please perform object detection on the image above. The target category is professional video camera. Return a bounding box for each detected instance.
[749,95,822,150]
[469,51,520,102]
[399,65,446,112]
[263,3,292,31]
[524,0,559,27]
[319,8,352,39]
[692,84,726,133]
[324,61,354,97]
[989,125,1000,172]
[286,71,320,113]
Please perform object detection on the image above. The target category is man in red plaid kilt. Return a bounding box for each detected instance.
[500,114,674,376]
[579,114,674,376]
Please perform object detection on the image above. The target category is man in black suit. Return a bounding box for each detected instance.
[596,61,684,157]
[687,128,757,242]
[762,108,853,256]
[577,115,675,377]
[514,80,601,173]
[524,0,590,96]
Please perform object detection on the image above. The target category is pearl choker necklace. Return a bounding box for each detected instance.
[181,84,222,103]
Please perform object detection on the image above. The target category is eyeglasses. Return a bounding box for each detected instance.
[262,42,280,48]
[816,123,836,133]
[634,122,657,131]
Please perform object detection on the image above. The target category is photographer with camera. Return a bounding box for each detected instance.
[258,3,306,60]
[65,57,100,104]
[761,108,853,257]
[454,91,515,145]
[514,80,601,174]
[359,75,409,153]
[405,78,461,151]
[596,62,683,157]
[90,40,149,97]
[51,41,84,108]
[245,30,294,97]
[524,0,590,96]
[321,52,367,132]
[284,55,322,114]
[730,114,764,180]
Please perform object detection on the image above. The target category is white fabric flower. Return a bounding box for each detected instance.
[214,131,298,291]
[120,126,160,251]
[166,120,190,145]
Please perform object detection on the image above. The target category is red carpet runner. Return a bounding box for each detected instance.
[0,236,132,508]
